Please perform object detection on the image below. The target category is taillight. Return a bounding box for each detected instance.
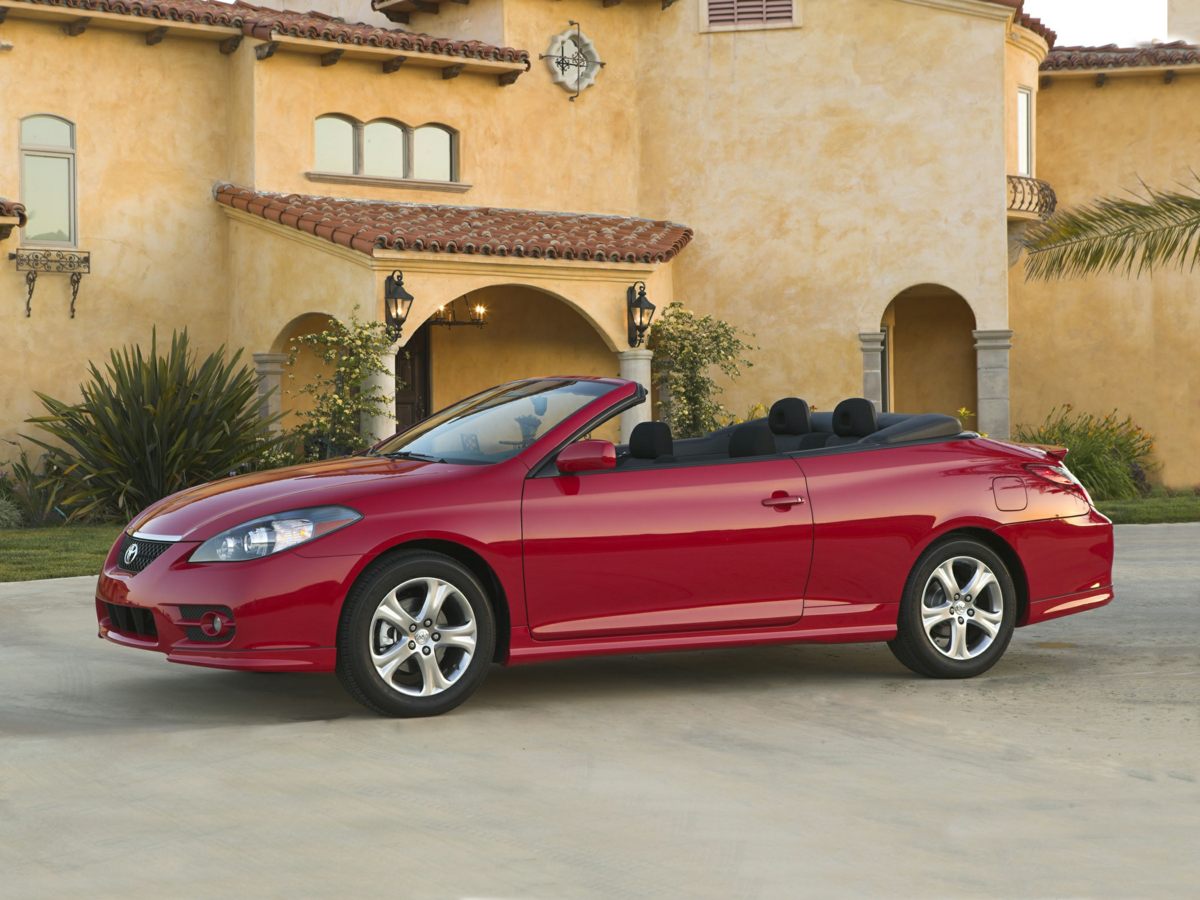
[1025,463,1094,505]
[1026,464,1075,487]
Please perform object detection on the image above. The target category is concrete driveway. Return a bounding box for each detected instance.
[1,525,1196,898]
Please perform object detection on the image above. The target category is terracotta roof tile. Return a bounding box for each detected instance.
[8,0,529,63]
[1042,41,1200,71]
[214,185,694,264]
[0,198,27,225]
[1015,10,1056,48]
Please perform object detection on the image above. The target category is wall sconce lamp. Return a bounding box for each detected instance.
[383,270,414,335]
[626,281,656,347]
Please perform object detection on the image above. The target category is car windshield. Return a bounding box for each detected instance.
[371,379,618,465]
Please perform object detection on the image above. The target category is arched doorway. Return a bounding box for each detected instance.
[270,312,337,431]
[401,284,619,433]
[881,285,977,417]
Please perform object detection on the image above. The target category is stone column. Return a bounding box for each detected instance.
[974,329,1013,438]
[365,340,401,443]
[616,348,654,444]
[858,331,886,411]
[252,352,288,433]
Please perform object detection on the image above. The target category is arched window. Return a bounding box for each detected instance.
[312,115,458,183]
[314,114,357,175]
[20,114,76,246]
[412,124,456,182]
[363,119,407,179]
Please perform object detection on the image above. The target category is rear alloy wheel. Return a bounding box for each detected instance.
[888,539,1016,678]
[337,552,496,717]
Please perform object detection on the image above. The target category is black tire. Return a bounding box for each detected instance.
[336,551,496,717]
[888,538,1017,679]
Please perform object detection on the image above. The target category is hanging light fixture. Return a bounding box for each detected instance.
[626,281,655,347]
[432,297,488,329]
[383,271,414,335]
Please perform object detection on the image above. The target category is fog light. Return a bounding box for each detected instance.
[199,611,228,637]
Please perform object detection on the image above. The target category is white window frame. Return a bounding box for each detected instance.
[700,0,802,34]
[1016,86,1033,177]
[19,114,77,248]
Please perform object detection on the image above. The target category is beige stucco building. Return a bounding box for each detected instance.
[1,0,1197,483]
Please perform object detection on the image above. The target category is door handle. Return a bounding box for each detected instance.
[762,495,805,508]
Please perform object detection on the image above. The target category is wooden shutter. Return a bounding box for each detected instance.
[708,0,793,26]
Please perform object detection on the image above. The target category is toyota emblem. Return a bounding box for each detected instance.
[123,542,140,567]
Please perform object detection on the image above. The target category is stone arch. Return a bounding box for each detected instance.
[408,281,622,353]
[880,284,978,418]
[267,312,339,431]
[397,284,621,438]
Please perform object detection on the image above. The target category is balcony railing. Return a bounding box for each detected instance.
[1007,175,1057,219]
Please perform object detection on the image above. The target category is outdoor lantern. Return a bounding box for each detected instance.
[626,281,656,347]
[383,270,414,334]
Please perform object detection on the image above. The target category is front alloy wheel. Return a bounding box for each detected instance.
[338,552,496,717]
[889,539,1016,678]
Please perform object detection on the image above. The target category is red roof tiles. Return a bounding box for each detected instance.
[1042,41,1200,71]
[0,199,27,225]
[1015,10,1056,48]
[8,0,529,64]
[214,185,694,264]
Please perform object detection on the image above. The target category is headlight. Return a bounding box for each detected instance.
[191,506,361,562]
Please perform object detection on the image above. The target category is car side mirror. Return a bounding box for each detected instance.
[556,440,616,474]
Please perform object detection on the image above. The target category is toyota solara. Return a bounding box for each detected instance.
[96,377,1114,716]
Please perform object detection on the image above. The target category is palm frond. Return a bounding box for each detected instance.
[1022,179,1200,280]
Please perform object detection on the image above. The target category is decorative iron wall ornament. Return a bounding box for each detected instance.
[540,22,604,101]
[8,248,91,317]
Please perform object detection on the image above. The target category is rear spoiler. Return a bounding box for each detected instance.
[1018,442,1070,461]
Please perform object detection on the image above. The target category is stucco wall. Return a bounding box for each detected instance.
[1009,72,1200,486]
[1004,28,1047,176]
[0,20,234,460]
[246,0,647,217]
[635,0,1012,415]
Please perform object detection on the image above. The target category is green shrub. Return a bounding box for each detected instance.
[1013,405,1154,501]
[649,302,754,438]
[26,329,280,521]
[1,449,69,526]
[0,496,21,529]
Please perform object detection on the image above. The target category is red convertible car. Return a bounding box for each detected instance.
[96,377,1113,717]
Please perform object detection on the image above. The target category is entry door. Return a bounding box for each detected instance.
[521,459,813,640]
[395,323,432,431]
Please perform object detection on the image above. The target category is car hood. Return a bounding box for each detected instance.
[128,455,437,541]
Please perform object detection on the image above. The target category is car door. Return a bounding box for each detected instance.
[521,457,813,640]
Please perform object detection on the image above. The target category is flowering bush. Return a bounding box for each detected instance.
[1014,405,1155,500]
[648,303,754,438]
[288,311,399,459]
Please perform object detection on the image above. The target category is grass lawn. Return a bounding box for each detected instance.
[0,525,122,582]
[1097,490,1200,525]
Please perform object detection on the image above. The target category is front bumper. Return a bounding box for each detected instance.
[95,537,362,672]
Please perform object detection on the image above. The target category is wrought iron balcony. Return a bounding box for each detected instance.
[1007,175,1057,220]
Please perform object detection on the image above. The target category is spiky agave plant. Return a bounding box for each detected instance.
[26,329,280,521]
[1022,179,1200,280]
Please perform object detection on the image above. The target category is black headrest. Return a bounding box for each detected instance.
[729,424,776,458]
[629,421,673,459]
[768,398,811,436]
[832,398,878,437]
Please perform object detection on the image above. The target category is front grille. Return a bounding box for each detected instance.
[104,602,158,639]
[116,533,174,574]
